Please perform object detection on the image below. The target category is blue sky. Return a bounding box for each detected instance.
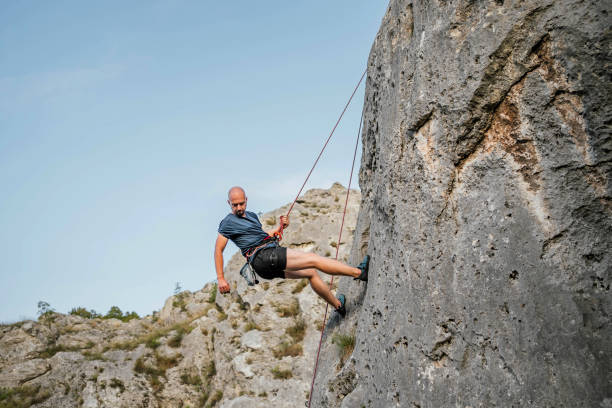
[0,1,387,322]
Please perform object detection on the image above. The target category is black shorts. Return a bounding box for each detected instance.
[251,245,287,280]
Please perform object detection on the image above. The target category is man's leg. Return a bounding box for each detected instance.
[285,268,341,309]
[284,249,361,278]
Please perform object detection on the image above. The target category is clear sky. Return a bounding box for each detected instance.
[0,1,388,322]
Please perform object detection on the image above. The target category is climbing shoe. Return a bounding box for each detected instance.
[354,254,370,281]
[336,294,346,318]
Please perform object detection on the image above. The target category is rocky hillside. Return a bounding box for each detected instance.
[0,183,360,408]
[311,1,611,407]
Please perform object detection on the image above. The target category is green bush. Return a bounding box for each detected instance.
[207,390,223,407]
[272,341,302,359]
[270,366,292,379]
[103,306,139,322]
[69,307,101,319]
[286,318,306,343]
[205,361,216,379]
[208,284,217,304]
[332,332,355,365]
[0,385,51,408]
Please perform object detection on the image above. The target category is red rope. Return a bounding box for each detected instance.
[307,103,364,408]
[274,69,367,240]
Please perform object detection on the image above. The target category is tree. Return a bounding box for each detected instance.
[37,301,54,316]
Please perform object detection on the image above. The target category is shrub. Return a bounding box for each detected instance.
[167,325,191,348]
[275,299,300,318]
[332,332,355,365]
[286,318,306,343]
[0,384,51,408]
[272,341,303,359]
[205,361,216,379]
[82,351,108,361]
[109,378,125,393]
[103,306,139,322]
[208,284,217,304]
[208,390,223,408]
[39,342,89,358]
[145,335,161,350]
[180,372,201,386]
[243,320,260,332]
[208,390,223,407]
[155,353,180,372]
[291,279,308,294]
[69,307,101,319]
[270,366,292,379]
[235,295,248,311]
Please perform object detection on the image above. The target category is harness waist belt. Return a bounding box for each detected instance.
[246,238,278,263]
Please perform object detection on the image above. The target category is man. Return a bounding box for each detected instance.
[214,186,369,317]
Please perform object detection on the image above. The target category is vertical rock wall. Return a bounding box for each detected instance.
[312,1,611,407]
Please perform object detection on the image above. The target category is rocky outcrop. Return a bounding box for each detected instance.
[312,1,611,407]
[0,184,360,407]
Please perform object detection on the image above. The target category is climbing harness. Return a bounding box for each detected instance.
[239,236,280,286]
[267,69,366,408]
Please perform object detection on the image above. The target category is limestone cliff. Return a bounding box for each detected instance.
[0,184,360,408]
[311,1,611,407]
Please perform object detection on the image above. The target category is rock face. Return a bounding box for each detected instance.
[311,1,611,407]
[0,184,360,408]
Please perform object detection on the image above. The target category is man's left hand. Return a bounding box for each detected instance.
[280,215,289,229]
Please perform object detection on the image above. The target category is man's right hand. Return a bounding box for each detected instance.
[218,278,230,294]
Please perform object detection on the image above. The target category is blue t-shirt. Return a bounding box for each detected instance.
[218,211,270,256]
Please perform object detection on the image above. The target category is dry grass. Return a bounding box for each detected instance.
[207,390,223,407]
[286,318,306,343]
[274,299,300,318]
[291,279,308,294]
[270,366,293,379]
[272,341,303,359]
[243,320,260,332]
[332,332,355,366]
[0,384,51,408]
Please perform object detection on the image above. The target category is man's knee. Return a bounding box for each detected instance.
[303,268,317,279]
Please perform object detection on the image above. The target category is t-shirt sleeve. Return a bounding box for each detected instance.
[218,217,232,239]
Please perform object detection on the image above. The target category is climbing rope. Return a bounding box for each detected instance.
[274,69,367,241]
[269,69,366,406]
[306,103,364,408]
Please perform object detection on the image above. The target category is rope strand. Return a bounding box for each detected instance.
[280,69,367,228]
[307,101,365,408]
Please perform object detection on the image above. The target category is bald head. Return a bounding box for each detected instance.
[227,186,246,200]
[227,186,247,216]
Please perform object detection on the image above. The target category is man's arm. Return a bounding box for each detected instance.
[265,215,289,237]
[214,233,230,294]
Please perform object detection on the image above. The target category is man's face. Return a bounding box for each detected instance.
[228,192,247,217]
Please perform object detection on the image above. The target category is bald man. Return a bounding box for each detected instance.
[214,186,369,317]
